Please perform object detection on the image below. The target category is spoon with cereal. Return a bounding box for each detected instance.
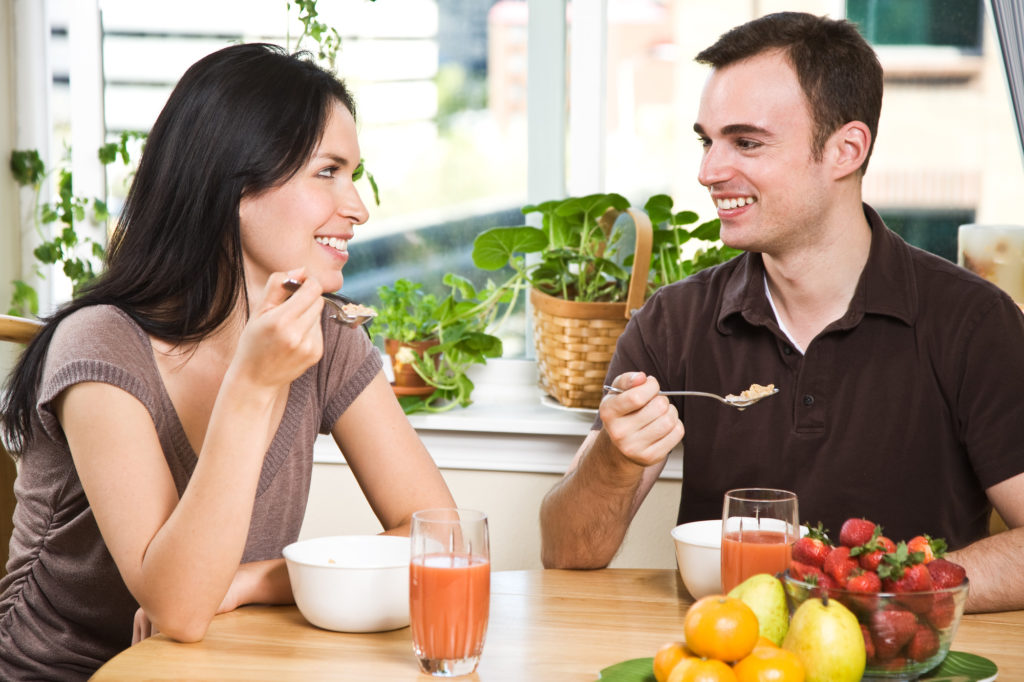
[282,279,377,329]
[602,383,778,410]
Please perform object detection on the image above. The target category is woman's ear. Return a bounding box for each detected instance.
[829,120,871,180]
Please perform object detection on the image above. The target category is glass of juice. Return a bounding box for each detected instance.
[720,488,799,592]
[409,508,490,677]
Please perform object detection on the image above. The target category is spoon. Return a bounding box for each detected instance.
[282,279,377,329]
[602,384,779,410]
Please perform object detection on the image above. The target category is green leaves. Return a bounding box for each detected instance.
[471,226,547,271]
[10,149,44,186]
[645,194,741,288]
[353,159,381,206]
[377,273,510,415]
[289,0,341,67]
[9,133,146,315]
[472,192,736,306]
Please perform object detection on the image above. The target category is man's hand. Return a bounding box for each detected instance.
[599,371,684,469]
[540,371,684,569]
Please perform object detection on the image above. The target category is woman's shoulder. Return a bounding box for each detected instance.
[48,304,151,370]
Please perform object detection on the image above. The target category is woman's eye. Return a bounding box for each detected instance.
[318,166,338,178]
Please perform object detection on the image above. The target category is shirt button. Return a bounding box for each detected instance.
[782,345,793,355]
[802,394,815,406]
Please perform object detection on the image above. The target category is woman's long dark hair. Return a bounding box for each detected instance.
[1,43,356,454]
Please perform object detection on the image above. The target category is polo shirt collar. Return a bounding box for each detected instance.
[717,203,918,335]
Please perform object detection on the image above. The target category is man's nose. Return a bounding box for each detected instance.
[697,144,730,188]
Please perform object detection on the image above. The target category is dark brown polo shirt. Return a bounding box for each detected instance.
[601,204,1024,549]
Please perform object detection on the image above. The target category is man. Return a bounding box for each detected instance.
[539,12,1024,612]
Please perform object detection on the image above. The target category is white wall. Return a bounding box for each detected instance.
[300,462,681,572]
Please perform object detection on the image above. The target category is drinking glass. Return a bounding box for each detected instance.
[720,488,799,592]
[409,508,490,677]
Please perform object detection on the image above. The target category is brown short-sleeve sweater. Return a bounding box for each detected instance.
[0,304,382,680]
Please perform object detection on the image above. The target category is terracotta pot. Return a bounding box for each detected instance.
[385,338,440,396]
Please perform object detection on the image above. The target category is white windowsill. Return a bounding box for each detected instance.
[313,357,683,479]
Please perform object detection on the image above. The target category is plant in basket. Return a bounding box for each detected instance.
[373,275,515,414]
[472,192,737,409]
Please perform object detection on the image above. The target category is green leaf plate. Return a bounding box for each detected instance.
[596,651,997,682]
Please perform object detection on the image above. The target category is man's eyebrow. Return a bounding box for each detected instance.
[692,123,772,137]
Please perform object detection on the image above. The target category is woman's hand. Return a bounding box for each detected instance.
[230,270,326,391]
[132,607,158,645]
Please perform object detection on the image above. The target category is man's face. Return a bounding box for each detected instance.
[694,50,833,256]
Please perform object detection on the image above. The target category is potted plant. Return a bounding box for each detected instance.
[373,273,517,414]
[471,192,739,408]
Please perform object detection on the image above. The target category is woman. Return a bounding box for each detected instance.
[0,43,455,680]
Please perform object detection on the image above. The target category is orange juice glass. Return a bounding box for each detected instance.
[721,489,798,592]
[410,509,490,677]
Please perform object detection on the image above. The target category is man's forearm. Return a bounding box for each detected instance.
[947,527,1024,612]
[540,431,648,569]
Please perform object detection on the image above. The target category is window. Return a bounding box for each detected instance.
[879,210,975,263]
[22,0,1024,347]
[846,0,983,49]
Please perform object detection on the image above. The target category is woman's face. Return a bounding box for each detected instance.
[239,101,369,295]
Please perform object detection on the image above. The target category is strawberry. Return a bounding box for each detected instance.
[839,517,877,548]
[861,624,876,662]
[906,624,940,662]
[927,558,967,589]
[847,570,881,593]
[925,592,957,629]
[792,522,832,568]
[851,527,897,572]
[871,608,917,660]
[823,545,859,587]
[788,560,825,583]
[846,569,882,614]
[885,564,935,614]
[907,534,947,564]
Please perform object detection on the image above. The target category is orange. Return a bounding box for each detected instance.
[683,595,759,662]
[654,642,692,682]
[676,657,739,682]
[753,636,778,650]
[733,646,805,682]
[666,656,700,682]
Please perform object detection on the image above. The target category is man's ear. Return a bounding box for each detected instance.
[829,121,871,180]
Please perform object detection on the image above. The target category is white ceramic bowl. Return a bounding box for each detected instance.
[670,520,723,599]
[283,535,411,633]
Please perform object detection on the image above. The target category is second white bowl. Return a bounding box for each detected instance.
[670,519,723,599]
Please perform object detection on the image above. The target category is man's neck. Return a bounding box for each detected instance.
[762,203,873,350]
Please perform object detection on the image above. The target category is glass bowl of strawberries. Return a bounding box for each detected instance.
[782,518,970,680]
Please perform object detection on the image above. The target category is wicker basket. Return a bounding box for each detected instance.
[531,208,653,408]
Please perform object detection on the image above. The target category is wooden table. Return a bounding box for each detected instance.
[92,569,1024,681]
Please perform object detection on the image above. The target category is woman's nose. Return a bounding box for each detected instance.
[341,184,369,226]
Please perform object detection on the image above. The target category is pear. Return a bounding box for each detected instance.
[727,573,789,645]
[782,596,866,682]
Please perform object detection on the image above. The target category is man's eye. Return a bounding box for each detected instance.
[697,136,711,149]
[737,139,760,150]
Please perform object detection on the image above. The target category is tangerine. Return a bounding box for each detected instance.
[683,595,760,662]
[733,646,805,682]
[666,655,700,682]
[654,642,692,682]
[677,657,739,682]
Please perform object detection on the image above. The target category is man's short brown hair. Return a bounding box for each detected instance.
[696,12,883,173]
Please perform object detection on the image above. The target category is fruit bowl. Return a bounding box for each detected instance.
[782,571,969,680]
